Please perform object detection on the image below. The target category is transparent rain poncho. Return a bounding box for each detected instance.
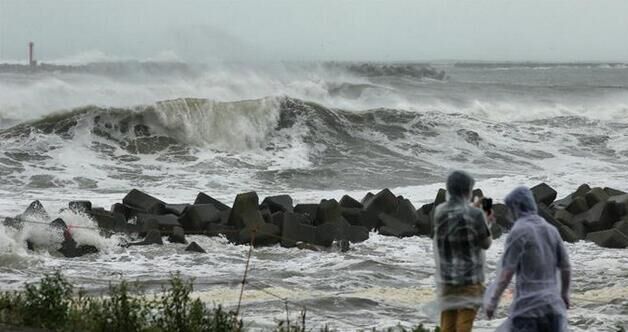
[431,171,492,314]
[484,186,570,331]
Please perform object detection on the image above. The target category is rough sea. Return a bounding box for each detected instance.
[0,60,627,331]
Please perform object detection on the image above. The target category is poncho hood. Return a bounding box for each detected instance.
[504,186,538,219]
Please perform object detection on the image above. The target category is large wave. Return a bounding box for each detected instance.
[1,96,627,194]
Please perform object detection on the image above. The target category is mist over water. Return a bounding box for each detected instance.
[0,58,628,331]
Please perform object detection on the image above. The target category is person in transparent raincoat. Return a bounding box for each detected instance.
[433,170,493,332]
[484,186,571,332]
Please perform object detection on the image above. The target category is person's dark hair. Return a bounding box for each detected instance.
[446,170,475,198]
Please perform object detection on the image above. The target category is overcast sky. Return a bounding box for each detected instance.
[1,0,627,62]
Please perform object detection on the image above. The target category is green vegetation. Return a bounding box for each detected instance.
[0,272,439,332]
[0,272,242,332]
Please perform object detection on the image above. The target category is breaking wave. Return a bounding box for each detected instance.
[1,95,627,196]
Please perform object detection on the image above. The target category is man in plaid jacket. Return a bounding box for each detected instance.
[433,170,493,332]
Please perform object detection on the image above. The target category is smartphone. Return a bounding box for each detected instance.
[481,197,493,213]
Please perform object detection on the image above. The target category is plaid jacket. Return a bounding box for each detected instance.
[433,198,491,286]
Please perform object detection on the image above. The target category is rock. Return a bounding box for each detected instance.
[167,226,186,244]
[260,207,273,225]
[434,189,447,208]
[315,199,344,225]
[136,214,181,235]
[604,187,626,197]
[124,221,142,234]
[341,207,363,226]
[341,207,378,230]
[554,209,585,239]
[185,241,206,253]
[415,209,432,236]
[607,194,628,217]
[538,203,562,229]
[493,203,514,231]
[490,223,502,240]
[366,189,399,215]
[568,220,587,240]
[129,229,163,246]
[573,201,621,233]
[557,224,580,243]
[270,211,284,230]
[566,197,589,214]
[69,201,92,213]
[361,192,375,206]
[363,189,399,230]
[348,225,369,243]
[22,200,49,219]
[531,183,558,206]
[88,208,127,233]
[49,219,73,248]
[228,192,264,228]
[614,219,628,236]
[194,192,230,211]
[553,206,585,239]
[50,218,67,230]
[552,184,591,209]
[541,206,581,242]
[2,217,21,229]
[314,219,351,246]
[142,229,164,245]
[179,204,221,233]
[555,208,574,226]
[585,187,610,208]
[394,198,418,225]
[378,213,417,238]
[163,204,190,216]
[59,237,99,258]
[339,195,363,209]
[111,203,139,220]
[585,229,628,249]
[260,195,294,213]
[205,223,238,237]
[58,237,77,257]
[219,209,231,224]
[122,189,165,214]
[234,223,281,246]
[281,213,316,248]
[575,184,592,196]
[294,204,318,223]
[418,203,434,216]
[54,220,99,258]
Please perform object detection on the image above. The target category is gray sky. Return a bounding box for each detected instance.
[1,0,627,62]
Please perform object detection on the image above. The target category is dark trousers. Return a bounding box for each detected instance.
[512,314,564,332]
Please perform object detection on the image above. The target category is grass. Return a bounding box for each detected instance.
[0,272,439,332]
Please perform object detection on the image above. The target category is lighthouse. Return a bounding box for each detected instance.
[28,42,37,66]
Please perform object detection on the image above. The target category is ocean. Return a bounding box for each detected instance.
[0,61,627,331]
